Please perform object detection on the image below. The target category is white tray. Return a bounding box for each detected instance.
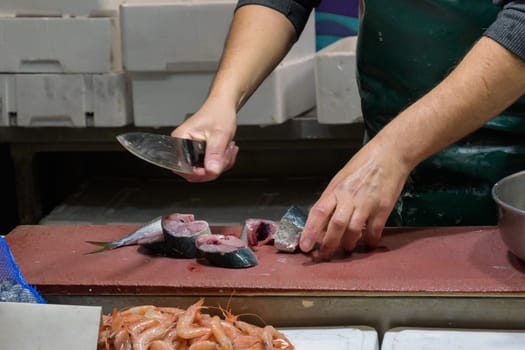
[281,326,379,350]
[0,302,102,350]
[382,327,525,350]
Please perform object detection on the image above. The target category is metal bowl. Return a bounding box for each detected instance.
[492,170,525,261]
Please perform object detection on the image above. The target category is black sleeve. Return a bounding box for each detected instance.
[484,1,525,60]
[235,0,321,36]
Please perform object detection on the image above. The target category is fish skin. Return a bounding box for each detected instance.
[196,234,258,268]
[163,220,211,259]
[274,206,307,253]
[85,216,163,254]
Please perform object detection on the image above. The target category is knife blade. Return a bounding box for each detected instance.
[117,132,205,174]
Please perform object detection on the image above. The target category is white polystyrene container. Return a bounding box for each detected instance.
[0,17,121,73]
[0,0,119,17]
[130,55,315,126]
[282,326,379,350]
[120,0,315,72]
[0,73,131,127]
[315,36,363,124]
[382,327,525,350]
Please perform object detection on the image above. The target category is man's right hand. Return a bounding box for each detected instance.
[171,97,239,182]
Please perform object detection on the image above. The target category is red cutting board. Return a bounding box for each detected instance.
[5,225,525,295]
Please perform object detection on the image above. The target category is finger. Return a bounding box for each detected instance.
[318,205,354,260]
[362,211,389,247]
[172,167,207,182]
[299,196,335,253]
[223,142,239,172]
[170,128,183,138]
[204,132,233,176]
[341,209,367,252]
[341,228,362,252]
[175,141,238,182]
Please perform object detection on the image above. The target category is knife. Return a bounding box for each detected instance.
[117,132,205,174]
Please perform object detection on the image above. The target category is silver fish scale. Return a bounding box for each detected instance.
[274,206,307,253]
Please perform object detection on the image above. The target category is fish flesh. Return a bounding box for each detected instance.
[196,233,258,268]
[85,213,194,254]
[274,206,307,253]
[242,218,278,247]
[162,216,211,258]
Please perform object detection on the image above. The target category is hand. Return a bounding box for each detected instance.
[299,139,411,261]
[171,97,239,182]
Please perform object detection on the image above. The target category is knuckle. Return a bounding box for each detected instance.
[369,221,384,234]
[310,204,331,217]
[378,198,393,212]
[348,217,366,233]
[330,217,347,231]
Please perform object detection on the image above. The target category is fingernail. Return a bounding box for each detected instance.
[300,238,312,251]
[207,160,221,174]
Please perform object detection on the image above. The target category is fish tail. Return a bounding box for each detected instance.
[84,241,120,254]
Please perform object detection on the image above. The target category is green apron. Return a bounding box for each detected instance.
[357,0,525,226]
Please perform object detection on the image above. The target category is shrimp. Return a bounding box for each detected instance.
[97,299,295,350]
[113,328,132,350]
[188,340,218,350]
[97,327,111,350]
[156,307,186,316]
[176,299,211,339]
[165,328,179,344]
[262,326,294,350]
[220,320,243,340]
[210,315,233,350]
[121,305,157,316]
[231,335,263,350]
[198,315,240,339]
[234,320,263,337]
[149,340,176,350]
[175,339,189,350]
[127,318,159,334]
[131,314,175,350]
[262,326,274,350]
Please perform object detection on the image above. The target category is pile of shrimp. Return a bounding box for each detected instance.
[98,298,295,350]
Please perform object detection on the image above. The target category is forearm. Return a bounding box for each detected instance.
[375,36,525,171]
[207,4,296,112]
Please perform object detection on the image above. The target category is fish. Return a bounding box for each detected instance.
[85,213,194,254]
[274,206,308,253]
[242,218,278,247]
[162,217,211,258]
[195,233,258,268]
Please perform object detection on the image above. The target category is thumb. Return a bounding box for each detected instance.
[204,133,232,176]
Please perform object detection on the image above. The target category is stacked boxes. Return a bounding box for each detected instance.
[0,0,120,17]
[0,0,319,127]
[315,36,362,124]
[121,0,317,126]
[0,0,130,127]
[382,328,525,349]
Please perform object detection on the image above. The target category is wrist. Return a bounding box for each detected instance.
[372,128,418,177]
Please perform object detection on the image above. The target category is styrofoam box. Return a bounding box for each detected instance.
[131,55,315,126]
[282,326,379,350]
[0,17,121,73]
[0,0,120,17]
[382,328,525,350]
[120,0,316,72]
[0,73,131,127]
[315,36,363,124]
